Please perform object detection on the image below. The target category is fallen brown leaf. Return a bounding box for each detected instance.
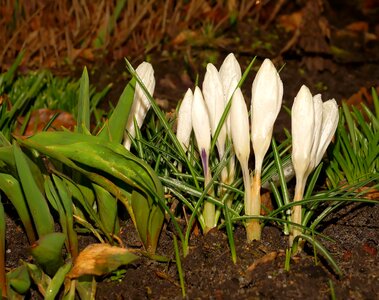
[67,244,139,279]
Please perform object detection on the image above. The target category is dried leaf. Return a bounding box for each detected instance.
[277,11,303,32]
[67,244,139,279]
[14,109,76,137]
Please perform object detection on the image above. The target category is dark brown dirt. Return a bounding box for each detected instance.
[93,203,379,300]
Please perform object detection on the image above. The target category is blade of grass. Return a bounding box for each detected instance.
[173,235,186,297]
[77,67,90,133]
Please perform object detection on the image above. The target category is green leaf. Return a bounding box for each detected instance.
[13,143,55,238]
[0,173,36,243]
[52,175,79,259]
[7,264,31,295]
[45,261,72,300]
[97,77,135,143]
[93,184,119,235]
[77,67,90,133]
[25,263,51,297]
[131,190,150,247]
[30,232,65,276]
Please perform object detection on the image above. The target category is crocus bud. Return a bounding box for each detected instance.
[291,85,315,182]
[202,63,227,159]
[230,87,250,165]
[307,94,323,174]
[192,86,211,171]
[290,87,339,248]
[230,86,252,214]
[192,86,214,232]
[219,53,242,136]
[176,89,194,151]
[251,59,283,173]
[124,62,155,150]
[219,53,242,97]
[314,99,339,166]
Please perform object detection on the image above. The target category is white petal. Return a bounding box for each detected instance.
[230,87,250,163]
[176,89,194,151]
[291,85,315,179]
[314,99,339,166]
[308,94,323,173]
[202,63,227,158]
[220,54,241,137]
[219,53,242,95]
[251,59,283,172]
[124,62,155,149]
[192,86,211,157]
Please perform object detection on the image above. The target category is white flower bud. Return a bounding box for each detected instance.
[202,63,227,159]
[251,59,283,172]
[291,85,315,180]
[192,86,211,167]
[176,89,193,151]
[124,62,155,150]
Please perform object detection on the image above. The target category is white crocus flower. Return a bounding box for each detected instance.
[202,63,227,161]
[251,59,283,174]
[314,99,339,166]
[307,95,323,174]
[124,62,155,150]
[247,58,283,241]
[176,89,194,152]
[291,85,315,191]
[219,53,242,137]
[290,86,339,247]
[219,54,242,208]
[192,86,214,232]
[230,86,251,214]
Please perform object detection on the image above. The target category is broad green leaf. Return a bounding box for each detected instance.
[52,175,79,258]
[30,232,65,276]
[131,190,150,247]
[97,77,135,143]
[13,143,55,238]
[93,184,119,235]
[0,173,36,243]
[25,263,51,297]
[74,276,95,300]
[147,204,165,254]
[45,261,72,300]
[7,265,31,296]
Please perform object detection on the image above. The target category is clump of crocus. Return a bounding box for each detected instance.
[124,62,155,150]
[191,86,214,232]
[247,59,283,241]
[290,85,339,246]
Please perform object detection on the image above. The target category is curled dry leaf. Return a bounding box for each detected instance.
[67,244,139,279]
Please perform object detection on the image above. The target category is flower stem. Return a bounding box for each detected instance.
[200,150,215,233]
[246,170,262,241]
[289,177,306,247]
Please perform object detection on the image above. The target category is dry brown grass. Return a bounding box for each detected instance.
[0,0,263,71]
